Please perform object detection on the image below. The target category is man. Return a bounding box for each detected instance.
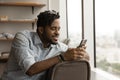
[2,10,89,80]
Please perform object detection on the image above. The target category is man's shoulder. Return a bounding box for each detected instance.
[16,30,32,34]
[14,30,37,41]
[16,30,36,37]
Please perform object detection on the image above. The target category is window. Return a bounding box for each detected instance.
[95,0,120,78]
[67,0,82,48]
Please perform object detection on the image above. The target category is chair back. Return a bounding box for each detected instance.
[46,60,91,80]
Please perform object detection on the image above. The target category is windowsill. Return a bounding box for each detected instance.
[91,68,120,80]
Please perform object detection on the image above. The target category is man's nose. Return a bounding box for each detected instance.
[55,29,59,35]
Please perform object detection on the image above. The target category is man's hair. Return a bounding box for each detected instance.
[37,10,60,28]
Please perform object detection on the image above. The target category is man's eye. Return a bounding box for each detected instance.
[51,28,56,30]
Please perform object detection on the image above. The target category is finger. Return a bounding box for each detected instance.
[74,54,84,60]
[77,52,84,57]
[82,46,86,49]
[76,47,85,51]
[75,48,85,54]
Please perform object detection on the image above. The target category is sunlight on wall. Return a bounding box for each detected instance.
[67,0,82,48]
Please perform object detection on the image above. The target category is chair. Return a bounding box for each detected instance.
[46,60,91,80]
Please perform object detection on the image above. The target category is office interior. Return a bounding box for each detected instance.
[0,0,120,80]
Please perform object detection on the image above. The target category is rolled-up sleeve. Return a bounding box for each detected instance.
[11,32,36,72]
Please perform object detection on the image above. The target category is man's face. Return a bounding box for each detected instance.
[39,19,60,44]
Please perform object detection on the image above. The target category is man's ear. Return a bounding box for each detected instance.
[38,27,43,34]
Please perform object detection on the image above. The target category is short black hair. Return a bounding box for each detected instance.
[37,10,60,28]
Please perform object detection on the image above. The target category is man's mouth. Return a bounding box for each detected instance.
[53,36,58,41]
[54,37,58,41]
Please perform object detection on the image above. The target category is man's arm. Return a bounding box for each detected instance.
[26,56,60,76]
[26,47,90,76]
[13,32,64,76]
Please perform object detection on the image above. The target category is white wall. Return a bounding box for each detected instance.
[83,0,95,67]
[59,0,67,41]
[49,0,59,11]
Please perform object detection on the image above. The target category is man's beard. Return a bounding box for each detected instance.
[42,35,58,45]
[42,31,59,45]
[49,39,58,45]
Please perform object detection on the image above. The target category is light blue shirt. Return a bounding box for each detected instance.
[2,30,68,80]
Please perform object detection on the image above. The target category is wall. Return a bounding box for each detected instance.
[83,0,94,67]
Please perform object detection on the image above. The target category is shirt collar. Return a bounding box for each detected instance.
[34,33,42,45]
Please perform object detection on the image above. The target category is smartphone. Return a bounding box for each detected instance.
[77,39,87,48]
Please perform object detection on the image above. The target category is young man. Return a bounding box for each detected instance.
[2,10,89,80]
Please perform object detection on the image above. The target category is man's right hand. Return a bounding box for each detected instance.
[62,47,89,61]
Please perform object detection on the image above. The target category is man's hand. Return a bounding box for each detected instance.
[62,47,89,61]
